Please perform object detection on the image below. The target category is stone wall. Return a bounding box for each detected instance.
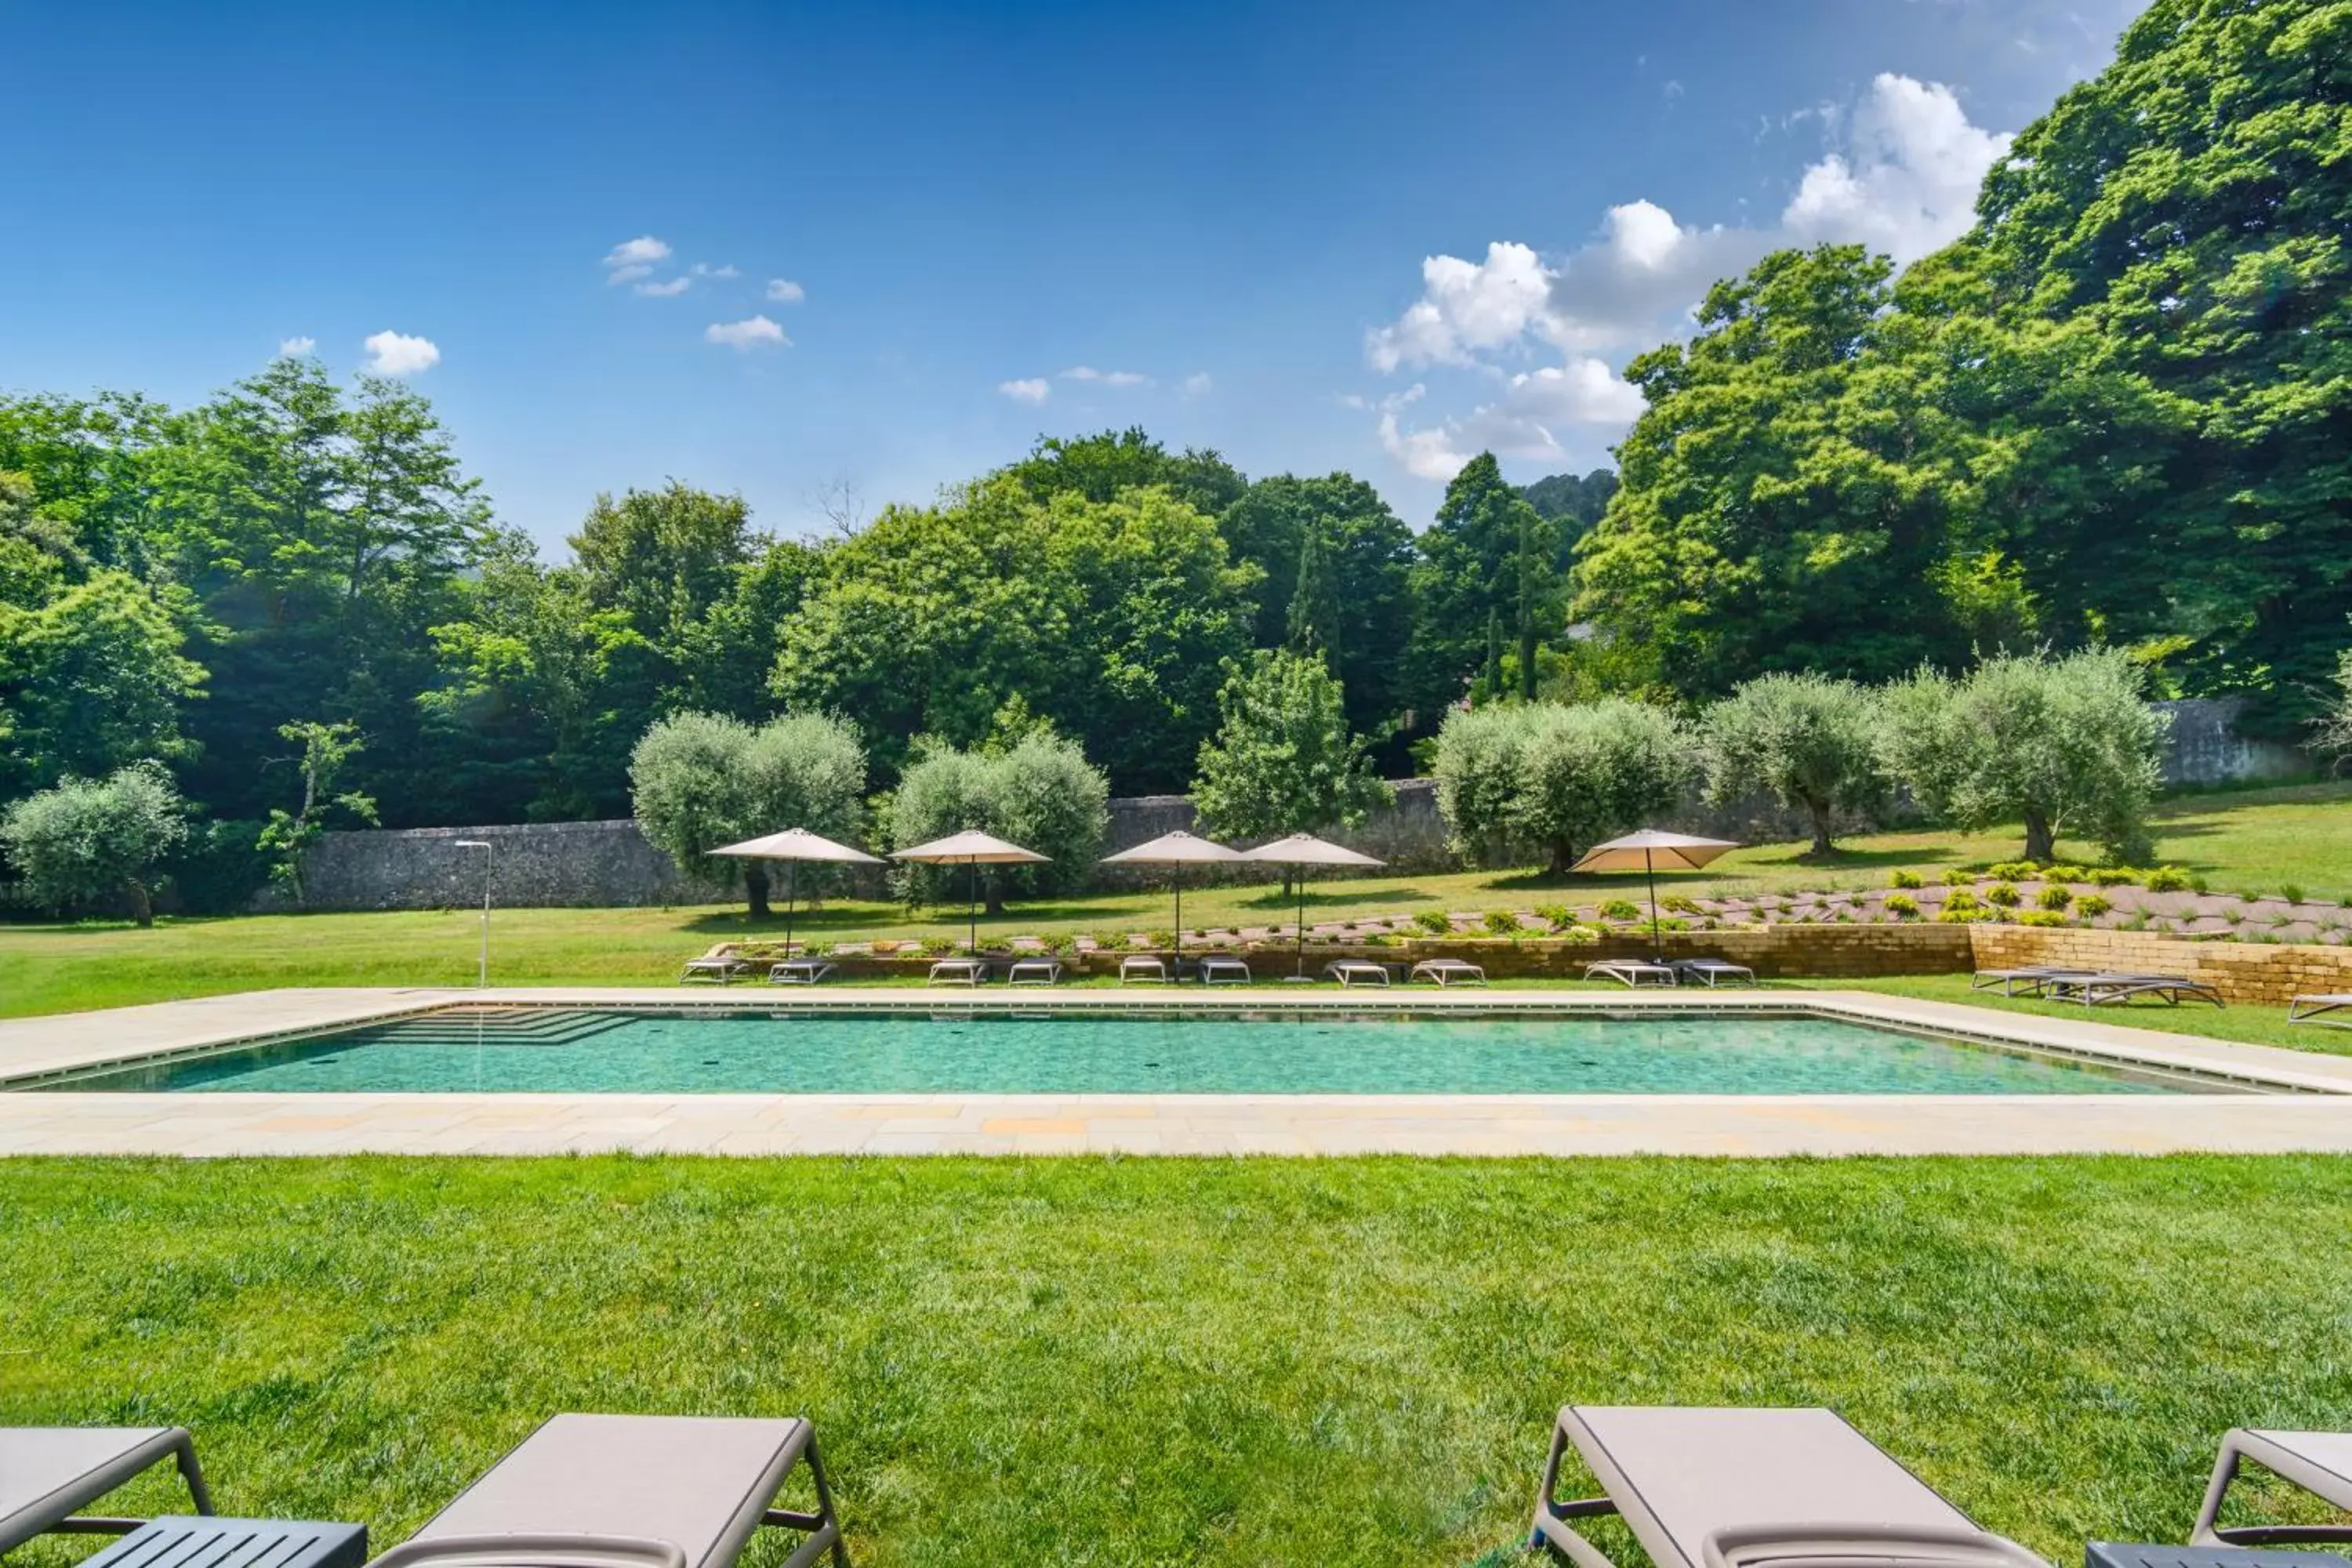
[1968,925,2352,1006]
[252,819,734,912]
[2154,697,2312,786]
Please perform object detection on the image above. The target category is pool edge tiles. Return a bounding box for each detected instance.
[4,986,2350,1157]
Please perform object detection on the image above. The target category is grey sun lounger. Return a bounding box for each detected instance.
[1410,958,1486,986]
[2288,995,2352,1027]
[1324,960,1390,987]
[0,1426,215,1555]
[1584,960,1675,988]
[2192,1428,2352,1549]
[1531,1406,2051,1568]
[391,1413,846,1568]
[1198,955,1251,985]
[679,957,750,985]
[2045,971,2224,1007]
[1671,958,1755,988]
[767,960,836,985]
[1969,965,2085,996]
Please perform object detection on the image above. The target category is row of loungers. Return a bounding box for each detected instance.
[16,1409,2350,1568]
[1583,957,1758,988]
[677,955,1499,987]
[1972,966,2226,1007]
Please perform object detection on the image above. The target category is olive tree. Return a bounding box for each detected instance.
[1698,672,1886,856]
[1191,649,1391,847]
[1429,704,1535,867]
[0,761,187,926]
[629,709,867,916]
[1881,648,2166,864]
[887,725,1109,912]
[1432,700,1691,873]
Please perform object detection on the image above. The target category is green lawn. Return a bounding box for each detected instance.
[1800,975,2352,1058]
[5,1156,2350,1567]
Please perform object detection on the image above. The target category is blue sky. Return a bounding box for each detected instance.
[0,0,2146,549]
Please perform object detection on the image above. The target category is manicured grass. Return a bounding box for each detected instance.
[1798,975,2352,1058]
[3,784,2347,1022]
[5,1156,2352,1567]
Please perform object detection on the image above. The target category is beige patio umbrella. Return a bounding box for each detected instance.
[891,829,1050,951]
[1099,829,1245,956]
[1240,832,1385,979]
[1569,829,1740,956]
[707,826,882,956]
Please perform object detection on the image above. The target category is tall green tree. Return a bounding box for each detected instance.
[1698,672,1886,856]
[1001,427,1246,517]
[1190,649,1391,869]
[0,762,187,927]
[1408,454,1558,715]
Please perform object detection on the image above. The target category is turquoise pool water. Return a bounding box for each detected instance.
[53,1008,2183,1095]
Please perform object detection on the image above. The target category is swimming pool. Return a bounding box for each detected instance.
[45,1007,2193,1095]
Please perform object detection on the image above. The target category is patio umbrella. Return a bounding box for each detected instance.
[1099,829,1245,956]
[1240,832,1385,979]
[891,829,1050,952]
[707,826,882,957]
[1569,829,1740,957]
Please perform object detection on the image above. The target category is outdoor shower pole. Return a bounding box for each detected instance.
[455,839,492,986]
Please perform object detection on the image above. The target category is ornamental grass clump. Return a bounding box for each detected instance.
[2037,885,2073,912]
[1986,881,2022,908]
[1889,869,1923,889]
[1884,892,1920,920]
[1599,898,1642,923]
[1483,909,1523,935]
[2144,866,2192,892]
[1413,909,1452,935]
[2076,893,2113,920]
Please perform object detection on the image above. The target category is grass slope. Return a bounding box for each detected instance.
[5,1156,2351,1566]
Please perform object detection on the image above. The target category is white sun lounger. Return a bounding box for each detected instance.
[1198,955,1251,985]
[1670,958,1755,988]
[2191,1428,2352,1549]
[1410,958,1487,987]
[926,957,986,986]
[1531,1406,2049,1568]
[1006,958,1062,986]
[389,1413,846,1568]
[768,960,836,985]
[0,1427,215,1555]
[1323,960,1390,987]
[2288,994,2352,1027]
[679,957,750,985]
[1584,960,1675,988]
[1119,955,1170,984]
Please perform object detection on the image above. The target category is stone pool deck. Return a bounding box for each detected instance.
[2,985,2348,1157]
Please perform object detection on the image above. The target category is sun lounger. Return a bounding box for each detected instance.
[0,1427,215,1555]
[1324,960,1390,987]
[926,957,985,986]
[1198,955,1251,985]
[2044,971,2224,1007]
[394,1413,846,1568]
[1120,955,1169,984]
[1969,966,2080,996]
[2192,1428,2352,1549]
[1410,958,1486,987]
[1530,1406,2049,1568]
[679,957,750,985]
[1584,960,1675,988]
[2288,995,2352,1027]
[1670,958,1755,988]
[1006,958,1062,986]
[768,960,835,985]
[83,1517,365,1568]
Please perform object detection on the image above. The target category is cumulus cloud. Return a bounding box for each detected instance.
[278,336,314,357]
[1365,73,2009,480]
[634,277,691,297]
[362,331,439,376]
[997,377,1051,404]
[766,278,806,303]
[1060,366,1152,387]
[603,234,670,283]
[1181,372,1213,398]
[705,315,787,349]
[692,263,740,279]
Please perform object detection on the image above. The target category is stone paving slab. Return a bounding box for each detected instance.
[3,985,2350,1156]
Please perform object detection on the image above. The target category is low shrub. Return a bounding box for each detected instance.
[1985,881,2022,907]
[2282,883,2307,906]
[1041,932,1077,956]
[1944,889,1981,913]
[800,939,834,958]
[1089,930,1134,951]
[1889,869,1922,889]
[2143,866,2191,892]
[2190,873,2211,895]
[1558,924,1601,944]
[1599,898,1642,922]
[2017,909,2070,928]
[2091,867,2140,887]
[1936,905,1983,924]
[2037,885,2073,912]
[1483,909,1524,935]
[1147,929,1175,948]
[2230,888,2261,905]
[2042,863,2090,884]
[2076,893,2113,920]
[1988,860,2041,880]
[1941,869,1976,887]
[920,935,960,956]
[1661,894,1701,914]
[1413,909,1452,935]
[2119,910,2148,931]
[1532,902,1575,931]
[1884,892,1920,920]
[870,938,902,954]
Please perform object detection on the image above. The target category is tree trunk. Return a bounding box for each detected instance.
[984,869,1006,916]
[1281,869,1295,901]
[1808,800,1835,858]
[1548,837,1573,876]
[2022,811,2056,866]
[745,864,771,920]
[127,879,154,929]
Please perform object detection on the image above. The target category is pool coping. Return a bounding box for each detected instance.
[4,985,2350,1156]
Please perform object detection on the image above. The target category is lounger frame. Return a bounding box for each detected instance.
[1584,960,1676,988]
[0,1427,214,1554]
[2190,1428,2352,1548]
[1323,960,1390,988]
[2288,994,2352,1027]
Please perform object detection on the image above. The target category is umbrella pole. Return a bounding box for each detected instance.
[784,860,797,957]
[967,858,978,953]
[1174,876,1182,958]
[1295,872,1307,979]
[1646,848,1660,961]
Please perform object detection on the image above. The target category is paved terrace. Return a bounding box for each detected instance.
[2,986,2349,1157]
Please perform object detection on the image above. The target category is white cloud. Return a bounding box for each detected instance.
[603,235,670,283]
[361,330,439,376]
[766,278,806,303]
[1366,73,2009,479]
[998,378,1051,404]
[1059,365,1152,387]
[692,262,740,279]
[1181,372,1213,398]
[278,336,314,357]
[634,277,691,297]
[705,315,787,349]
